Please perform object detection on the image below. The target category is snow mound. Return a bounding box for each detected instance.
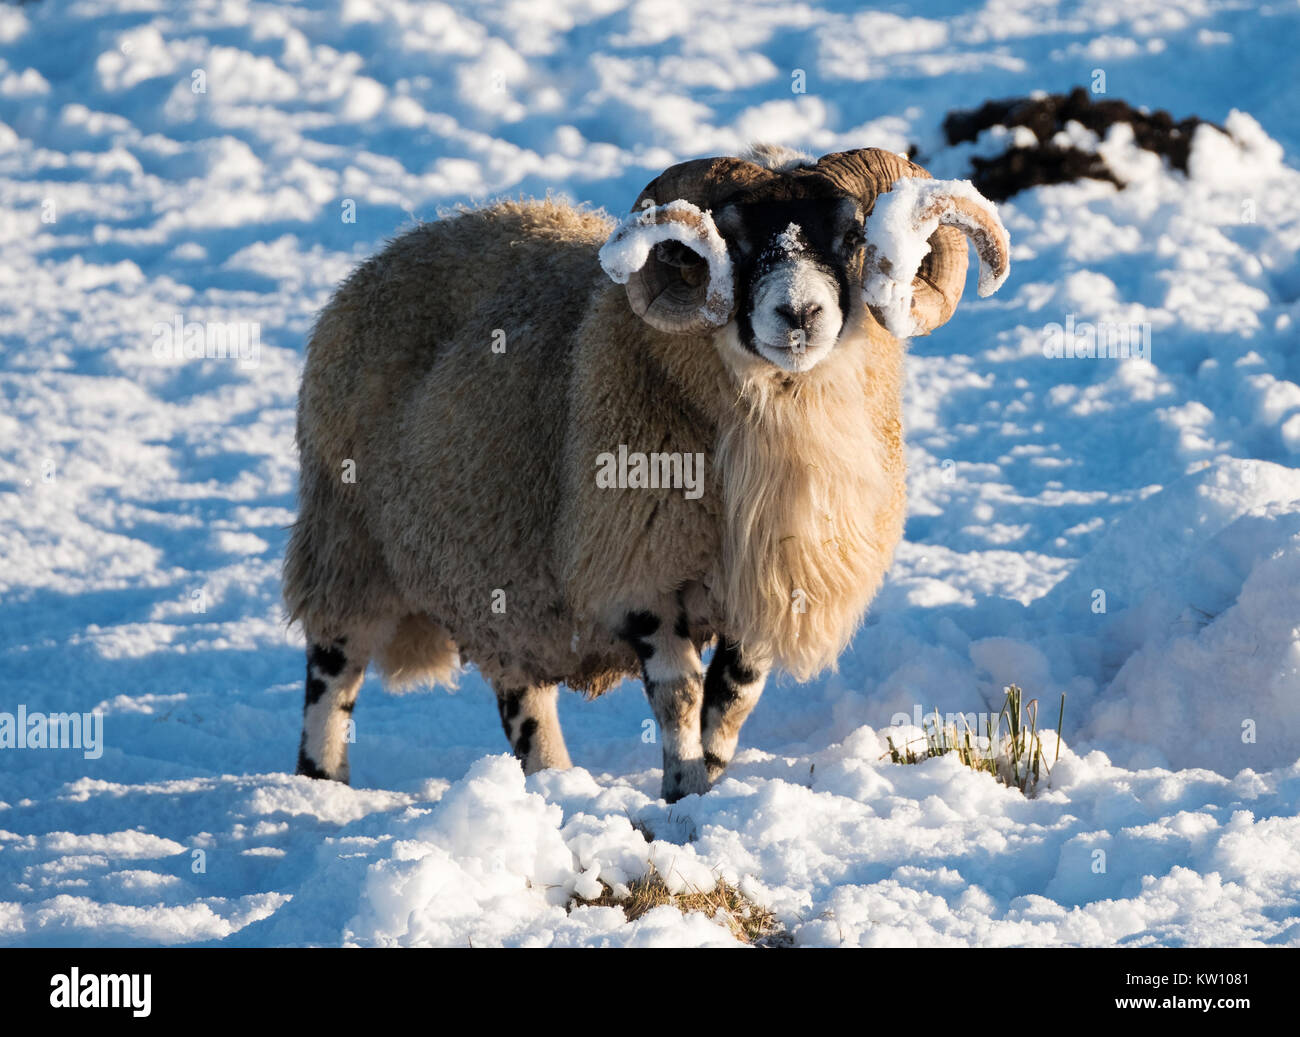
[346,756,730,947]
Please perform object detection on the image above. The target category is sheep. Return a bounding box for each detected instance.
[283,144,1010,801]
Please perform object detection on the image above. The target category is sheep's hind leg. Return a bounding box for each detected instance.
[495,684,573,774]
[701,640,769,784]
[297,639,368,783]
[621,610,709,803]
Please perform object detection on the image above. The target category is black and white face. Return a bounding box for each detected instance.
[716,196,865,372]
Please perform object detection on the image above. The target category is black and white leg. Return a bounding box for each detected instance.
[495,683,573,774]
[621,609,708,803]
[701,640,768,783]
[296,639,367,783]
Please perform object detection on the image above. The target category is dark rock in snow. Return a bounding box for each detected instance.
[940,86,1217,200]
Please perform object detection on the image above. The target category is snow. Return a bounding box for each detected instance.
[3,0,1300,947]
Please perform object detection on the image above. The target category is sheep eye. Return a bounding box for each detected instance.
[841,226,865,251]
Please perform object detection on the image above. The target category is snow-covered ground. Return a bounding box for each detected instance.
[2,0,1299,947]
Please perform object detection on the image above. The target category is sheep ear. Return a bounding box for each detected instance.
[598,200,735,334]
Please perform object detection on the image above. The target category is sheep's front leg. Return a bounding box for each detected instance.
[701,641,769,783]
[297,639,367,783]
[495,683,573,774]
[621,610,708,803]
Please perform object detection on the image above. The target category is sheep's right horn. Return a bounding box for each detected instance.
[600,157,775,335]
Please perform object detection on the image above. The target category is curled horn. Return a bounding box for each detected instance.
[600,157,777,334]
[809,149,1010,336]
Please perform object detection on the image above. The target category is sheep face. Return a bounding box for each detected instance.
[712,195,864,372]
[599,148,1010,361]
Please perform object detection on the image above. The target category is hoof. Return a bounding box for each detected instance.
[661,759,710,803]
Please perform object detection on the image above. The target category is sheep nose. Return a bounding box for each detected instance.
[775,302,822,330]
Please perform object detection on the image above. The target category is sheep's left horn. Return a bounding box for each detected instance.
[600,157,776,335]
[861,180,1010,337]
[809,149,1010,337]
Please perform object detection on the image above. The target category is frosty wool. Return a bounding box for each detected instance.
[284,144,1010,801]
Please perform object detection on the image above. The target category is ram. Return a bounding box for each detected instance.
[284,144,1010,802]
